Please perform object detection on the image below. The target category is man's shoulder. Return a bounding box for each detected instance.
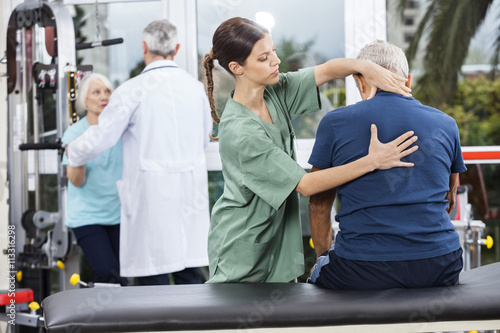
[375,93,455,120]
[136,66,205,90]
[323,102,364,121]
[419,102,449,115]
[415,101,457,124]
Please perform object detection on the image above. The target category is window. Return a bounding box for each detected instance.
[404,16,414,26]
[67,1,162,87]
[405,0,420,9]
[404,33,414,43]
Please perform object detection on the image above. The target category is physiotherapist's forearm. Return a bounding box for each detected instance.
[314,59,411,97]
[309,185,335,258]
[296,155,375,197]
[68,127,100,166]
[68,125,113,166]
[314,58,363,86]
[68,102,128,166]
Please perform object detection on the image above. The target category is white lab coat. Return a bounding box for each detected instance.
[68,60,212,277]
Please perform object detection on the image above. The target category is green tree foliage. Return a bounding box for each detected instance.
[432,76,500,146]
[398,0,495,106]
[277,37,316,73]
[129,60,146,78]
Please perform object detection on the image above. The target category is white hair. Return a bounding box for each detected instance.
[142,19,178,57]
[76,73,114,114]
[357,40,409,78]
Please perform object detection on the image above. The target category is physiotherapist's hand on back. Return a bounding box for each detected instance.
[367,124,419,170]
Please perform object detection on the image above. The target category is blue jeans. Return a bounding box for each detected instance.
[72,224,123,284]
[136,268,202,286]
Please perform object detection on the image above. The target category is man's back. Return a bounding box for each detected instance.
[105,60,211,177]
[309,91,466,262]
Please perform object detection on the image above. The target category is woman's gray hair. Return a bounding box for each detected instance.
[142,19,178,58]
[357,40,409,78]
[76,73,114,114]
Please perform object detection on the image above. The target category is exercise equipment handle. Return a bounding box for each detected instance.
[18,142,64,151]
[76,38,124,50]
[102,38,124,46]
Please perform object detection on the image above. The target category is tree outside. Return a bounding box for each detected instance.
[401,0,500,264]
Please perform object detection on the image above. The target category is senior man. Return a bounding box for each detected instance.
[308,40,467,290]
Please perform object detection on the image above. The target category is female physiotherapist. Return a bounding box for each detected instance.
[203,17,419,283]
[62,73,124,284]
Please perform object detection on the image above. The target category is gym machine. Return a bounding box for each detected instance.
[2,0,122,330]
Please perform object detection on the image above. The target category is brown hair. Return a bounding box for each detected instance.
[203,17,268,130]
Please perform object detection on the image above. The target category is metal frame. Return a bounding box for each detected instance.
[6,0,79,295]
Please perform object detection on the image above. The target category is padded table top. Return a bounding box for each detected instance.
[42,262,500,332]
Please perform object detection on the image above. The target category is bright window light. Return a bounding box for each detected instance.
[255,11,275,30]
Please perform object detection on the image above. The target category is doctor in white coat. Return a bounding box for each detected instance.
[67,19,212,285]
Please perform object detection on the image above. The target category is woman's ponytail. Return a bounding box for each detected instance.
[203,50,220,120]
[203,49,220,140]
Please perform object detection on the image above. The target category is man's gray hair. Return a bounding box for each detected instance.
[142,19,178,57]
[357,40,409,78]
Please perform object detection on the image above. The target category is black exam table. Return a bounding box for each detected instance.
[42,262,500,332]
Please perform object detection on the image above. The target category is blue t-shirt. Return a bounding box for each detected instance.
[308,92,467,261]
[62,117,123,228]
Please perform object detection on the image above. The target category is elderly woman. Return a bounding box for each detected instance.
[62,73,124,284]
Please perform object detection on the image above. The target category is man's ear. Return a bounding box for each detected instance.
[353,74,365,94]
[173,44,180,56]
[228,61,243,76]
[142,41,148,55]
[406,73,413,89]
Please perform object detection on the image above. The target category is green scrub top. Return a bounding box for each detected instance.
[208,67,321,283]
